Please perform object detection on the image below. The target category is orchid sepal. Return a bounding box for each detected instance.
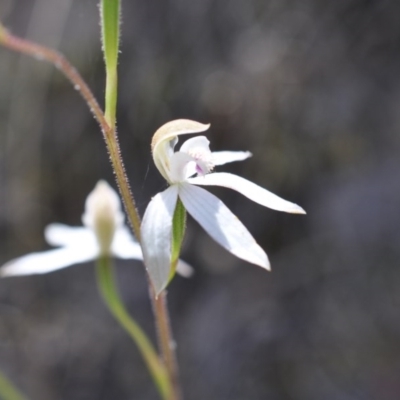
[178,183,271,270]
[188,172,306,214]
[141,185,179,295]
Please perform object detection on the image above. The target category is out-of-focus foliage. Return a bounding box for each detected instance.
[1,0,400,399]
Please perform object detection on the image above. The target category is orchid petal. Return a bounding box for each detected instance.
[112,226,143,259]
[179,136,211,154]
[212,151,252,166]
[188,172,306,214]
[141,185,179,294]
[0,246,97,277]
[179,183,270,270]
[45,223,94,247]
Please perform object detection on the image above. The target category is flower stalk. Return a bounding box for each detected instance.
[96,256,171,399]
[150,289,182,400]
[0,371,27,400]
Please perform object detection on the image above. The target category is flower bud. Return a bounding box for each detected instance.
[82,180,123,255]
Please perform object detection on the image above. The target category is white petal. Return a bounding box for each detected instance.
[81,181,123,255]
[112,226,143,259]
[141,186,179,294]
[188,172,306,214]
[45,223,94,247]
[82,180,124,229]
[179,183,270,270]
[179,136,211,154]
[212,151,252,166]
[0,246,97,277]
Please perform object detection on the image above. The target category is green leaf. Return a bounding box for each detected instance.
[100,0,120,71]
[100,0,120,127]
[170,198,187,281]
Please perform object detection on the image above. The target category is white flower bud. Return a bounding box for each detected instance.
[82,180,124,255]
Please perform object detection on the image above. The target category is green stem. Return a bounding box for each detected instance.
[96,256,171,399]
[104,68,118,128]
[0,371,27,400]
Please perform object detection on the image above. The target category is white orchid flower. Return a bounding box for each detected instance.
[141,119,306,294]
[1,181,192,278]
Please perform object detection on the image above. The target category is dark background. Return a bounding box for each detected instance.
[1,0,400,399]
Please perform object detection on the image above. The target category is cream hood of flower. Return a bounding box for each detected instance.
[141,119,306,295]
[1,181,192,277]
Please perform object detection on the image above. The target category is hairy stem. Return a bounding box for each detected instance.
[0,23,182,400]
[151,290,182,400]
[0,25,141,241]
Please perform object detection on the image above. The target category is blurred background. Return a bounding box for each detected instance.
[1,0,400,399]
